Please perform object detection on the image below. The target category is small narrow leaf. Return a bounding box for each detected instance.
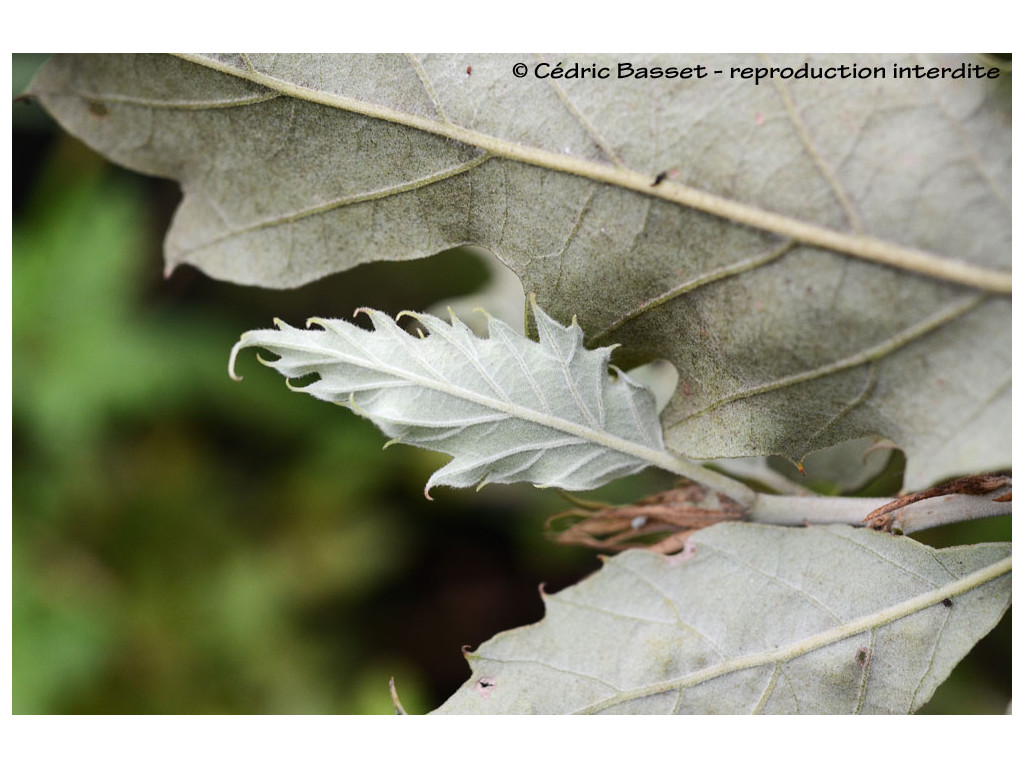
[433,523,1011,714]
[229,299,666,496]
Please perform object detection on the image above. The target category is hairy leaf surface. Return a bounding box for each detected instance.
[433,523,1011,714]
[229,301,666,496]
[29,54,1011,486]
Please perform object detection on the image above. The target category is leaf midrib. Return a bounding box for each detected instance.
[568,553,1011,714]
[174,53,1010,295]
[238,325,669,465]
[228,319,758,503]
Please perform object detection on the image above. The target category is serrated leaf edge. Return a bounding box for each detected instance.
[228,297,757,501]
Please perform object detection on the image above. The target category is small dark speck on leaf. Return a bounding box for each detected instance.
[467,65,472,75]
[942,598,953,608]
[855,647,871,668]
[88,100,109,118]
[651,171,669,187]
[476,677,496,699]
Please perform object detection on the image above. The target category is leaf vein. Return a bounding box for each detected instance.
[69,89,280,111]
[852,627,875,714]
[608,558,728,660]
[536,58,626,168]
[697,540,844,623]
[908,607,951,713]
[765,54,864,232]
[191,152,493,253]
[468,654,623,693]
[173,53,1011,294]
[573,555,1010,714]
[821,527,942,587]
[916,54,1011,213]
[404,53,450,124]
[590,240,796,342]
[752,661,781,714]
[672,293,987,427]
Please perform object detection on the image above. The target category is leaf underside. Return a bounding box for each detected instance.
[432,523,1011,714]
[28,53,1011,487]
[229,300,665,496]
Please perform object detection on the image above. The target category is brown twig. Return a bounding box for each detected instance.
[863,473,1011,532]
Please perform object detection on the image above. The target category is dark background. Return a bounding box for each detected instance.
[11,54,1009,714]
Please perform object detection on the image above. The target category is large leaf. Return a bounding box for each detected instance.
[28,54,1011,486]
[229,300,669,496]
[432,523,1011,714]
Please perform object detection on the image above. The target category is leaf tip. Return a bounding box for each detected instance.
[395,308,419,324]
[526,292,543,320]
[389,677,409,715]
[346,392,368,417]
[352,307,376,323]
[227,338,246,381]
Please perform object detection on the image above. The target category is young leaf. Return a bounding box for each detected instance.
[433,523,1011,714]
[28,54,1010,488]
[229,300,667,497]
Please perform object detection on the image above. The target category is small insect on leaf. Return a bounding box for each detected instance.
[87,99,109,117]
[855,647,871,668]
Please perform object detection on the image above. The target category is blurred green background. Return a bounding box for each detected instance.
[11,54,1009,715]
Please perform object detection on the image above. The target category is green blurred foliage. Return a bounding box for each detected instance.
[12,138,403,713]
[11,129,604,714]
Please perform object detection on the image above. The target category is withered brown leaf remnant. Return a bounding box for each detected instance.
[547,483,744,554]
[388,677,408,715]
[864,473,1011,532]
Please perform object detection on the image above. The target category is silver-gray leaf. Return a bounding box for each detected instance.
[433,523,1011,714]
[29,53,1011,487]
[229,299,666,496]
